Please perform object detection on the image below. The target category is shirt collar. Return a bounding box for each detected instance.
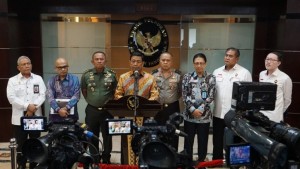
[267,68,280,77]
[18,72,33,80]
[192,71,207,79]
[92,67,107,74]
[130,70,145,77]
[55,74,69,81]
[158,68,174,77]
[223,63,240,71]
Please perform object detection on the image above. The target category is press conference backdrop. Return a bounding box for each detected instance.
[41,14,255,122]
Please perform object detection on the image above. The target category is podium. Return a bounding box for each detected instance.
[104,95,162,164]
[104,95,161,117]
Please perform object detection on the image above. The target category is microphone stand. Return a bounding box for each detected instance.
[133,73,139,118]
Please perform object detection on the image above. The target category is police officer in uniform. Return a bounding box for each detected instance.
[152,52,182,150]
[81,51,117,164]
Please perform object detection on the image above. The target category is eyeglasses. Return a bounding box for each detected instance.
[265,58,279,62]
[56,65,69,70]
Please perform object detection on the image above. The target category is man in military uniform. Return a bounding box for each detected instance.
[81,51,117,164]
[152,52,182,151]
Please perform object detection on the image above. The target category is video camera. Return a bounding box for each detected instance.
[105,113,192,169]
[22,118,100,169]
[224,82,300,169]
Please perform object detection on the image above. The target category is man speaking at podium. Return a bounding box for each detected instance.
[114,51,159,100]
[114,51,159,164]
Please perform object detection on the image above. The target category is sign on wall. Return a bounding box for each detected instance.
[128,17,169,67]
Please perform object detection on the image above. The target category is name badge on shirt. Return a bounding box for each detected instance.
[33,84,39,94]
[216,74,223,82]
[202,91,207,99]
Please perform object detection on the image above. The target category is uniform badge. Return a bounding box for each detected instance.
[105,72,111,78]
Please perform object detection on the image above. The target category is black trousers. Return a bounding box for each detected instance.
[212,116,226,160]
[154,100,180,151]
[85,104,113,162]
[13,125,40,168]
[183,120,210,162]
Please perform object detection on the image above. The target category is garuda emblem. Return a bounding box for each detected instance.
[128,17,169,67]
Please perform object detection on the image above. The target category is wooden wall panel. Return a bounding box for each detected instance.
[0,109,13,141]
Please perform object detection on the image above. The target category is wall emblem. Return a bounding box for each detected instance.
[128,17,169,67]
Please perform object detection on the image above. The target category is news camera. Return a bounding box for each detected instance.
[224,82,300,169]
[106,113,192,169]
[21,117,100,169]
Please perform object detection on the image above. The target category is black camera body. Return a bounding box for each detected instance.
[225,82,300,169]
[231,81,277,111]
[22,118,93,169]
[106,113,191,169]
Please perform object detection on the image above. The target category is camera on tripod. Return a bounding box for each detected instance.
[21,118,98,169]
[105,113,191,169]
[224,82,300,169]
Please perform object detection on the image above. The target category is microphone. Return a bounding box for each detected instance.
[134,70,140,79]
[166,122,188,137]
[76,122,99,141]
[175,129,188,137]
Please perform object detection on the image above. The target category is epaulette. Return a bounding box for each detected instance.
[106,67,116,74]
[83,68,93,74]
[174,69,182,75]
[151,69,159,74]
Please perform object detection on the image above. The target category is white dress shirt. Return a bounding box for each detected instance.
[259,68,292,122]
[7,73,46,125]
[213,64,252,119]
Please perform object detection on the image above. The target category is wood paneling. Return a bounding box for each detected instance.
[0,109,13,141]
[0,3,42,141]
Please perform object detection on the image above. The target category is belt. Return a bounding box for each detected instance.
[88,104,104,111]
[163,101,179,108]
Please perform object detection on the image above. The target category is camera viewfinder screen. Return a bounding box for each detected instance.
[228,144,251,166]
[21,117,46,131]
[107,119,132,135]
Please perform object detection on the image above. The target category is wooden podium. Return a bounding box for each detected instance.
[104,95,162,164]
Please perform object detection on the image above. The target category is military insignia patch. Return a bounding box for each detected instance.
[128,17,169,67]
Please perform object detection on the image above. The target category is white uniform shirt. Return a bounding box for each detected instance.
[259,68,292,122]
[7,73,46,125]
[213,64,252,119]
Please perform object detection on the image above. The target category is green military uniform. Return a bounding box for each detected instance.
[81,67,117,163]
[81,67,117,107]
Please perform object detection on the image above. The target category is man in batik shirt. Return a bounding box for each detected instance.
[114,51,159,164]
[47,57,80,122]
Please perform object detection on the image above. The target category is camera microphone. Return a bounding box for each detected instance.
[166,122,187,137]
[76,123,99,141]
[175,129,188,137]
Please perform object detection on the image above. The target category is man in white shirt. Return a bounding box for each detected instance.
[259,52,292,123]
[6,56,46,169]
[212,47,252,160]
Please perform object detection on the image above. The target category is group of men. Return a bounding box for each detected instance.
[6,47,292,168]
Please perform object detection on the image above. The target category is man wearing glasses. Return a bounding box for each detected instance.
[259,52,292,122]
[212,47,252,160]
[46,57,80,123]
